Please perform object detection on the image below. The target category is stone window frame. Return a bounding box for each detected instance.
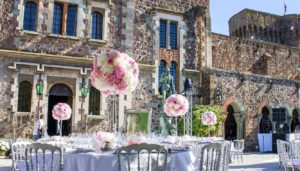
[17,0,41,34]
[153,12,186,95]
[91,9,104,40]
[88,1,110,41]
[23,0,38,31]
[49,1,80,37]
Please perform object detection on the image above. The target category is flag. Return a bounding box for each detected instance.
[284,0,287,15]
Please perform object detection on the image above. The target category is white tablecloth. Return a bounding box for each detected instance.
[18,150,199,171]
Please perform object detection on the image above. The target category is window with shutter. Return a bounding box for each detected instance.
[24,1,37,31]
[92,12,103,39]
[160,20,167,48]
[17,81,32,112]
[170,61,177,89]
[52,3,63,34]
[66,5,78,36]
[169,22,178,50]
[89,86,100,115]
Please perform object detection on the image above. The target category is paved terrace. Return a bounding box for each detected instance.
[229,153,283,171]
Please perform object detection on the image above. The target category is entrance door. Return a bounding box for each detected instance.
[47,84,73,136]
[225,105,237,140]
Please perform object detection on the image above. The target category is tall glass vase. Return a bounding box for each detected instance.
[60,120,63,137]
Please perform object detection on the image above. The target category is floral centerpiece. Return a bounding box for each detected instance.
[93,131,116,151]
[202,112,217,126]
[126,132,146,145]
[163,135,182,144]
[91,49,139,95]
[164,94,189,117]
[52,103,72,121]
[0,141,10,157]
[52,103,72,136]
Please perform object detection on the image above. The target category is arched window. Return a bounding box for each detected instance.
[92,12,103,39]
[23,1,37,31]
[170,61,177,90]
[259,107,272,133]
[17,81,32,112]
[158,60,166,94]
[89,86,100,115]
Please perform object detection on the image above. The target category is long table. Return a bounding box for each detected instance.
[18,150,199,171]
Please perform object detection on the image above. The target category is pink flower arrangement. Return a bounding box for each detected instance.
[164,94,189,117]
[202,112,217,126]
[126,132,146,145]
[52,103,72,120]
[91,49,139,95]
[93,131,116,149]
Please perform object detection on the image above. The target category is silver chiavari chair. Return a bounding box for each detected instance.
[117,143,168,171]
[25,143,63,171]
[199,143,222,171]
[12,141,32,171]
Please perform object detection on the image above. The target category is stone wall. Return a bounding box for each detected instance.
[209,69,298,150]
[229,9,300,47]
[212,33,300,80]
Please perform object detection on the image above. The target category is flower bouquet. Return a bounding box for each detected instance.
[163,94,189,135]
[93,131,116,151]
[91,49,139,95]
[164,94,189,117]
[52,103,72,136]
[202,112,217,126]
[202,111,217,137]
[125,132,146,146]
[0,141,10,157]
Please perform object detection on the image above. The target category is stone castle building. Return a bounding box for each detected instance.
[0,0,298,151]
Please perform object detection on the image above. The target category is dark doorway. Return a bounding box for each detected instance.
[225,105,237,140]
[259,107,272,133]
[291,109,299,133]
[47,84,73,136]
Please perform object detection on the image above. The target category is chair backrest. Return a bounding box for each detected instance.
[291,140,300,158]
[25,143,63,171]
[233,140,244,151]
[117,143,168,171]
[278,140,294,170]
[12,141,32,171]
[199,143,222,171]
[221,141,231,171]
[276,139,282,154]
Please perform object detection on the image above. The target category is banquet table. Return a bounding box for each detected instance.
[17,150,199,171]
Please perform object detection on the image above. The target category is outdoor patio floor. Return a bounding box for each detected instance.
[229,152,283,171]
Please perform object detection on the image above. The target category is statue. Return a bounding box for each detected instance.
[160,68,175,100]
[159,68,176,136]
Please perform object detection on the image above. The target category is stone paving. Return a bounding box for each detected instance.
[229,153,283,171]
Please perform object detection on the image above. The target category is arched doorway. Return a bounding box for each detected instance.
[259,107,272,133]
[225,105,237,140]
[47,83,73,136]
[291,109,299,133]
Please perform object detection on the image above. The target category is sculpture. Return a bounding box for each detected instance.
[160,68,175,100]
[159,68,176,136]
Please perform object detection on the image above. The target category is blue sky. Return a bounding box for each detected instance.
[211,0,300,35]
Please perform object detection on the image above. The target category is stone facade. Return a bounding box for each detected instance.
[0,0,208,139]
[229,9,300,47]
[0,0,299,152]
[210,33,300,150]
